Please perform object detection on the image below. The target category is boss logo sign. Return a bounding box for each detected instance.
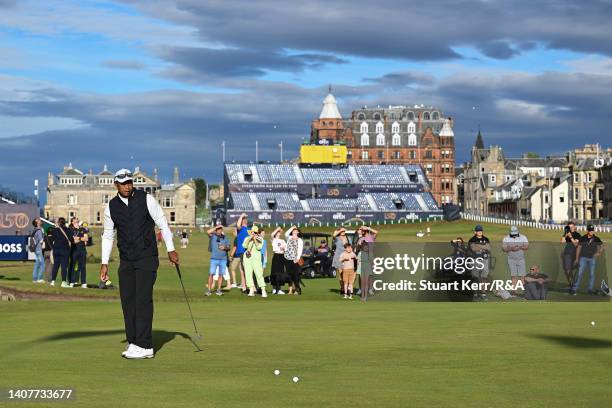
[0,243,23,253]
[326,188,340,197]
[282,212,295,220]
[384,212,397,220]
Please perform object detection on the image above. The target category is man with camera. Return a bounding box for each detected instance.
[468,225,491,300]
[571,224,603,295]
[68,217,88,288]
[560,221,580,289]
[206,224,230,296]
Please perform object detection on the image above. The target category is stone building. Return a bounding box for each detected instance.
[310,91,457,205]
[45,164,196,227]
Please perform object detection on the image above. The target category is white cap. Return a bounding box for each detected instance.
[114,168,133,183]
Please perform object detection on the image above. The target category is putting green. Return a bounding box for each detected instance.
[1,221,611,407]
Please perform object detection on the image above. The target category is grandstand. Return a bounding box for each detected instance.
[223,162,442,226]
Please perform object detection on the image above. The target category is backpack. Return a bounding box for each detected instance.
[27,229,39,252]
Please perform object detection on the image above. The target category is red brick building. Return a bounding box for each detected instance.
[310,92,457,205]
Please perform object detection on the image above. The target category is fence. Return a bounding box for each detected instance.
[461,212,612,233]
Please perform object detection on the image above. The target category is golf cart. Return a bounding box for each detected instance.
[299,232,334,278]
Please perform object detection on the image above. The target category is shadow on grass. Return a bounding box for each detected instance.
[36,329,202,353]
[0,275,21,280]
[529,334,612,349]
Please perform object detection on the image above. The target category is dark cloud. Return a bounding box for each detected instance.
[102,60,146,70]
[122,0,612,71]
[157,46,347,79]
[363,71,435,88]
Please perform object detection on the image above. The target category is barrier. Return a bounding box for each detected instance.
[460,213,612,233]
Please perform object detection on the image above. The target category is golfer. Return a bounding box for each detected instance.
[100,169,178,359]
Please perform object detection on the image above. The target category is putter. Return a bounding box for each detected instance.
[174,264,203,350]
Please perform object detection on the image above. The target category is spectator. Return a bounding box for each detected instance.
[501,225,529,295]
[451,237,467,259]
[468,225,491,300]
[356,225,378,300]
[524,265,550,300]
[560,221,580,288]
[228,236,240,289]
[234,213,250,292]
[302,241,313,258]
[339,243,358,299]
[270,227,287,295]
[68,217,88,288]
[242,225,267,298]
[50,218,72,287]
[43,228,54,282]
[206,225,230,296]
[180,229,189,249]
[284,226,304,295]
[31,218,45,283]
[332,228,349,294]
[316,240,329,256]
[571,224,603,295]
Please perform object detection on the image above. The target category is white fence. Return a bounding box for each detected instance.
[461,213,612,233]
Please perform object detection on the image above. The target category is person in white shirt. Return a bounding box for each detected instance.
[270,227,287,294]
[284,226,304,295]
[100,169,178,359]
[501,225,529,295]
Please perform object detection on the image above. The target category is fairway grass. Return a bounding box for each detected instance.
[1,221,611,407]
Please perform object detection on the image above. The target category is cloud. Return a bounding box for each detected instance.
[102,60,147,70]
[157,46,348,81]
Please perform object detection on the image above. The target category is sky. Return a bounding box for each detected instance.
[1,0,611,198]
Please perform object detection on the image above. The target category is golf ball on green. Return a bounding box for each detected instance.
[591,321,595,326]
[292,376,299,383]
[274,370,280,376]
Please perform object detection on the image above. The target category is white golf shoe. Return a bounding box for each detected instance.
[124,345,154,359]
[122,343,136,357]
[261,288,268,298]
[248,288,255,297]
[277,290,285,295]
[50,280,55,286]
[61,282,69,288]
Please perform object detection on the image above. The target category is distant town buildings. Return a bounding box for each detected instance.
[461,134,610,223]
[45,164,196,227]
[309,92,457,206]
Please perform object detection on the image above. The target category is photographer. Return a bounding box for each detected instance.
[68,217,88,288]
[242,225,267,298]
[560,221,580,288]
[206,224,230,296]
[468,225,491,300]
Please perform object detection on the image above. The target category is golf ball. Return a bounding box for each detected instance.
[292,376,299,383]
[591,321,595,326]
[274,369,280,376]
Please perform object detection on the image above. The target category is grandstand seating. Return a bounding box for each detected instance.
[255,164,297,183]
[301,167,352,184]
[354,165,404,184]
[421,192,438,210]
[230,192,254,211]
[254,192,302,210]
[225,164,255,183]
[305,198,357,211]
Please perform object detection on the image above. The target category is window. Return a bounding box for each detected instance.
[392,134,400,146]
[170,212,176,222]
[373,113,381,121]
[361,133,369,146]
[394,151,401,159]
[407,111,415,120]
[425,150,433,159]
[544,194,549,204]
[408,133,417,146]
[574,188,580,200]
[587,173,593,183]
[432,111,440,120]
[377,150,384,159]
[360,121,368,133]
[587,188,593,200]
[407,121,416,133]
[574,173,580,183]
[163,197,174,208]
[375,121,384,134]
[135,176,145,183]
[67,194,77,205]
[102,194,110,204]
[489,174,496,183]
[69,211,76,219]
[573,207,579,219]
[391,121,400,134]
[347,151,353,159]
[409,150,416,159]
[96,211,101,223]
[357,113,365,120]
[99,177,112,185]
[376,134,385,146]
[423,112,431,120]
[505,175,511,181]
[361,151,369,160]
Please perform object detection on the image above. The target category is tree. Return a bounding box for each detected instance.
[524,152,540,158]
[193,178,207,207]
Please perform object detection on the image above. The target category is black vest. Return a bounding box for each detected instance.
[109,189,158,261]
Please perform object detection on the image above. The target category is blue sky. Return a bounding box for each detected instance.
[0,0,611,198]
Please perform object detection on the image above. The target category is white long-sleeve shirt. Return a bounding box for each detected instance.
[101,193,175,264]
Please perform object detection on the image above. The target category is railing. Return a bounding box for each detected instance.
[461,212,612,233]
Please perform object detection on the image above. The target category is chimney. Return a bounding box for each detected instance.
[418,112,423,133]
[47,172,54,186]
[153,168,158,181]
[173,167,179,185]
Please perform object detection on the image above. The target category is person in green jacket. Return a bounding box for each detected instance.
[242,225,268,298]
